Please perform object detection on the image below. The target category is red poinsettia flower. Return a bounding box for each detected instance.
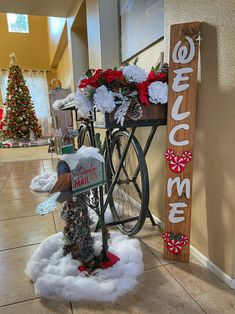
[102,69,124,83]
[137,71,168,105]
[137,81,150,105]
[79,69,103,88]
[147,71,168,83]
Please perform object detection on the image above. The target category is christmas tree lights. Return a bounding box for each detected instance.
[3,53,42,140]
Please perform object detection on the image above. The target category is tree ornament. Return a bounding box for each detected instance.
[9,53,17,66]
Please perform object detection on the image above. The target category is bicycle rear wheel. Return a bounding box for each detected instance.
[106,130,149,235]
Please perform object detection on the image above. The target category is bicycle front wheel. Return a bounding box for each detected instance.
[106,130,149,235]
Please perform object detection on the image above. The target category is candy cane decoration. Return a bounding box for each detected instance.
[162,231,189,255]
[167,239,183,255]
[162,232,171,242]
[165,149,193,173]
[165,149,175,161]
[180,234,189,245]
[181,150,193,163]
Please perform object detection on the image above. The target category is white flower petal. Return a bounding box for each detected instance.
[74,90,93,118]
[93,85,116,113]
[148,81,168,104]
[123,65,148,83]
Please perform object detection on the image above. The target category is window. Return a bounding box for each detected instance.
[120,0,164,61]
[7,13,29,33]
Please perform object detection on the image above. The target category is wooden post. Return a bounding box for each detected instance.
[163,22,200,262]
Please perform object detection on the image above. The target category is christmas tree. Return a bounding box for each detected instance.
[3,53,42,140]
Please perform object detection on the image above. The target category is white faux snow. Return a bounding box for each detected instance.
[30,172,57,192]
[25,231,144,302]
[74,89,93,118]
[88,194,123,227]
[59,146,104,170]
[52,93,75,110]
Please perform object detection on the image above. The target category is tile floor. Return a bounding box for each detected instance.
[0,159,235,314]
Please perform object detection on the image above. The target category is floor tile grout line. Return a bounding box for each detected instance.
[144,264,164,271]
[0,196,46,202]
[0,213,38,222]
[163,264,208,314]
[0,242,40,253]
[0,297,41,308]
[0,213,47,222]
[139,239,165,265]
[139,238,178,267]
[0,163,14,191]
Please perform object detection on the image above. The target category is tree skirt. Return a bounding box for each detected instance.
[25,231,144,302]
[0,138,49,149]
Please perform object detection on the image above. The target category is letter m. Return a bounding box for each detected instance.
[167,177,190,199]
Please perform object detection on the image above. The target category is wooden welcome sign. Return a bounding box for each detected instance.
[163,22,200,262]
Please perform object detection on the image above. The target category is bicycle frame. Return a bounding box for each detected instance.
[78,114,160,228]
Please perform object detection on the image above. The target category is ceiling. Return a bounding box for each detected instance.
[0,0,76,17]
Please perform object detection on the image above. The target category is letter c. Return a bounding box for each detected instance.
[169,124,189,146]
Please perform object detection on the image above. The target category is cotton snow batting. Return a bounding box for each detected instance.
[25,231,144,302]
[30,172,57,192]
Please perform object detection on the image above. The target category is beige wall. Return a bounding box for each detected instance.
[0,13,50,69]
[56,45,72,89]
[165,0,235,278]
[86,0,119,69]
[47,17,66,67]
[128,40,167,225]
[69,0,89,90]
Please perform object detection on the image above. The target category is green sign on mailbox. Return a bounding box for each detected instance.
[71,157,106,194]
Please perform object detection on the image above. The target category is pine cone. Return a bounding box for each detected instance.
[127,101,143,121]
[159,63,169,74]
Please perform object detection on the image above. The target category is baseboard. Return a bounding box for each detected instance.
[190,245,235,289]
[151,214,235,289]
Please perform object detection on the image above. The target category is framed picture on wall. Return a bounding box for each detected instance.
[120,0,164,62]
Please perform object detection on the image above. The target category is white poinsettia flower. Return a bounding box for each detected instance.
[122,64,148,83]
[93,85,116,113]
[74,90,93,118]
[148,81,168,104]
